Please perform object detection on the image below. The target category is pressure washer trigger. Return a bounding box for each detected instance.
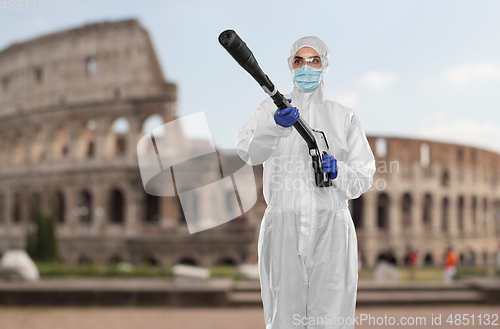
[311,127,329,150]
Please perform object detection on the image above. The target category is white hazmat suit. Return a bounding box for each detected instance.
[236,36,376,329]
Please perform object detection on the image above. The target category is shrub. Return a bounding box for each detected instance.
[26,210,60,263]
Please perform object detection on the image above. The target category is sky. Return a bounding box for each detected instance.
[1,0,500,152]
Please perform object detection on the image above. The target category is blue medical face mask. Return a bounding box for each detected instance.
[293,65,323,93]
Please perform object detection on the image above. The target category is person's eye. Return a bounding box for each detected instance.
[312,57,320,63]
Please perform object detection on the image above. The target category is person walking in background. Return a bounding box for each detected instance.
[443,246,459,285]
[406,245,418,281]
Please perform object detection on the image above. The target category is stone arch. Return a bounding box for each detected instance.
[12,132,24,164]
[423,253,434,266]
[144,192,160,223]
[457,147,464,162]
[176,257,198,266]
[376,252,386,263]
[29,192,41,222]
[420,143,430,167]
[78,255,93,265]
[467,246,477,266]
[422,193,432,229]
[31,127,46,162]
[216,257,237,266]
[351,194,364,228]
[441,197,449,233]
[495,200,500,237]
[472,196,477,235]
[375,137,387,157]
[86,56,97,76]
[482,198,488,232]
[12,192,21,223]
[141,114,166,137]
[109,116,130,156]
[34,66,43,83]
[51,191,65,224]
[52,125,69,159]
[76,190,92,224]
[108,255,124,265]
[377,193,390,230]
[458,196,465,232]
[76,120,97,159]
[108,188,125,223]
[0,135,8,166]
[441,169,450,187]
[401,193,412,228]
[142,256,159,267]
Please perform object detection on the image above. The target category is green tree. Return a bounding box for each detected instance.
[26,210,59,262]
[26,225,37,259]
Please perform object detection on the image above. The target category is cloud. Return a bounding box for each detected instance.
[415,113,500,153]
[359,71,397,90]
[336,92,359,108]
[440,62,500,88]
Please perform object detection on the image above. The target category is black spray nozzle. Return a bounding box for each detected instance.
[218,30,236,48]
[219,30,257,74]
[218,29,273,89]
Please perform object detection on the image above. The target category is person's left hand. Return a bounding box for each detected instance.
[322,153,338,179]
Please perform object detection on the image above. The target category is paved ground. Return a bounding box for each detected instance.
[0,305,498,329]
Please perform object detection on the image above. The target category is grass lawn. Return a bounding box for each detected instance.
[35,262,244,280]
[35,262,499,282]
[360,265,499,282]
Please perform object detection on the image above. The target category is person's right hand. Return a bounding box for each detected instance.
[274,100,300,128]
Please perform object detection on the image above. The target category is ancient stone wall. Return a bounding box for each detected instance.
[0,19,255,267]
[355,136,500,268]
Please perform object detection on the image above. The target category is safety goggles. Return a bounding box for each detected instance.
[288,53,323,69]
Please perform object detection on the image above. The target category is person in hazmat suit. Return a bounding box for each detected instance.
[235,36,376,329]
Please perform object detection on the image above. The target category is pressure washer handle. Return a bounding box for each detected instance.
[219,29,332,187]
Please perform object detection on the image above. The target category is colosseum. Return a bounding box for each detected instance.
[0,19,498,269]
[358,136,500,267]
[0,19,255,267]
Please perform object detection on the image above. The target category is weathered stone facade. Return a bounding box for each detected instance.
[356,136,500,268]
[0,19,255,267]
[0,19,498,269]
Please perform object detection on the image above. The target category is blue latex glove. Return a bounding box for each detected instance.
[274,99,299,128]
[322,153,338,179]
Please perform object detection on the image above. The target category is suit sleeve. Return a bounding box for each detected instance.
[332,110,376,199]
[235,99,293,165]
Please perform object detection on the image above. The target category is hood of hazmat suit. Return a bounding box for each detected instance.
[236,36,376,329]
